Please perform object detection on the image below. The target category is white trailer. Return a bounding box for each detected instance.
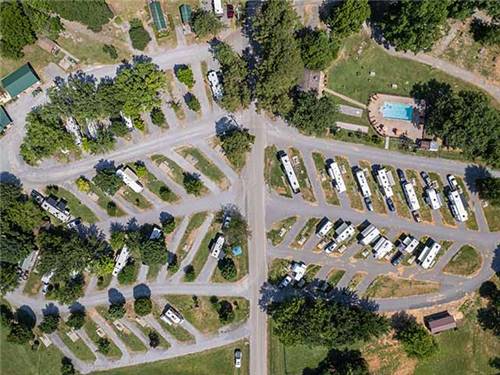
[327,160,346,193]
[213,0,223,15]
[376,169,394,198]
[355,169,371,198]
[448,190,468,222]
[403,181,420,211]
[279,152,300,194]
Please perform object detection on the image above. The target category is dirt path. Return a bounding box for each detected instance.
[324,88,368,108]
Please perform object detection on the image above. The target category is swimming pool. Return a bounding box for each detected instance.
[381,102,414,121]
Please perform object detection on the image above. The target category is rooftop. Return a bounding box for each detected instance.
[1,63,40,97]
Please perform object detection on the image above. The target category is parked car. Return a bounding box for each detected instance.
[447,174,459,190]
[279,275,292,288]
[391,251,404,266]
[222,215,232,229]
[386,197,395,212]
[397,168,406,182]
[227,4,235,18]
[324,240,339,254]
[364,197,373,211]
[420,171,431,187]
[412,211,421,223]
[234,349,242,368]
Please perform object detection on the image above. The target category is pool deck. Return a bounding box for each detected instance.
[367,94,424,140]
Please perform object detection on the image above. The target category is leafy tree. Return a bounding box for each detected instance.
[471,19,500,46]
[0,1,36,59]
[90,255,114,277]
[253,0,303,115]
[76,176,91,193]
[39,313,60,334]
[221,209,250,247]
[93,167,123,195]
[287,90,338,135]
[213,42,251,111]
[48,274,85,305]
[108,303,125,321]
[110,118,130,137]
[139,238,168,266]
[107,201,118,216]
[110,230,127,250]
[86,129,116,155]
[184,264,196,282]
[324,0,371,39]
[477,281,500,337]
[447,0,478,20]
[97,337,110,354]
[167,253,179,274]
[0,262,19,295]
[395,319,438,359]
[134,297,153,316]
[117,262,136,285]
[217,257,237,281]
[191,9,224,38]
[0,304,13,327]
[150,107,166,127]
[66,311,85,330]
[175,65,195,88]
[161,217,176,235]
[7,321,33,345]
[477,178,500,206]
[183,173,204,195]
[129,18,151,51]
[269,296,389,347]
[61,357,76,375]
[380,0,449,52]
[148,330,160,348]
[216,300,235,323]
[219,128,255,169]
[298,28,339,70]
[185,93,201,112]
[103,44,118,59]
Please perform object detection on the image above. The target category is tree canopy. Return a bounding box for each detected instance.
[380,0,449,52]
[191,9,224,38]
[129,18,151,51]
[139,238,168,266]
[324,0,371,39]
[219,127,255,170]
[298,28,339,71]
[395,318,438,359]
[134,297,153,316]
[93,166,123,196]
[287,90,338,135]
[253,0,303,115]
[175,65,195,88]
[477,178,500,206]
[0,1,37,59]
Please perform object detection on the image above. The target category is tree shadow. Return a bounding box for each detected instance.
[94,159,116,172]
[108,288,125,305]
[302,348,369,375]
[464,164,491,194]
[0,171,21,185]
[41,303,59,318]
[159,211,174,224]
[215,116,238,136]
[68,302,85,314]
[390,310,417,333]
[126,217,140,232]
[16,305,37,329]
[133,284,151,299]
[110,222,126,234]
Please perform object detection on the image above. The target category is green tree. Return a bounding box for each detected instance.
[447,0,478,20]
[191,9,224,38]
[395,319,438,359]
[380,0,449,52]
[325,0,371,39]
[86,129,116,155]
[161,216,176,234]
[219,128,255,169]
[213,42,251,112]
[477,178,500,206]
[287,90,338,135]
[184,264,196,281]
[150,107,166,127]
[148,330,160,348]
[134,297,153,316]
[183,173,204,195]
[39,313,60,334]
[175,65,195,88]
[106,201,118,216]
[298,28,339,70]
[97,337,110,354]
[110,118,130,137]
[139,239,168,266]
[61,357,76,375]
[90,255,114,277]
[76,176,92,193]
[129,18,151,50]
[66,311,85,330]
[217,257,237,280]
[108,303,125,321]
[471,19,500,46]
[0,262,20,295]
[221,209,250,246]
[185,93,201,112]
[117,262,136,285]
[0,1,36,59]
[48,275,85,305]
[103,44,118,59]
[92,167,123,195]
[7,322,34,345]
[216,300,235,323]
[253,0,303,115]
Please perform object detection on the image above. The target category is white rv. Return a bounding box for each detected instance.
[279,152,300,194]
[327,160,346,193]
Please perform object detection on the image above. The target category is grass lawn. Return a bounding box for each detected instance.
[455,176,479,231]
[85,181,126,217]
[0,44,60,79]
[364,276,440,298]
[152,303,195,344]
[177,147,229,189]
[146,263,162,282]
[328,32,491,104]
[443,245,482,277]
[176,211,209,261]
[268,258,291,285]
[97,273,113,290]
[165,295,249,335]
[267,216,299,246]
[23,272,42,296]
[347,272,366,291]
[288,147,316,203]
[428,172,456,227]
[312,152,340,206]
[358,161,387,214]
[405,169,433,223]
[187,217,219,281]
[327,269,346,287]
[0,322,64,375]
[92,339,249,375]
[58,323,96,362]
[137,166,179,203]
[131,321,170,349]
[290,217,321,249]
[304,264,321,283]
[84,318,122,359]
[335,156,364,211]
[211,242,249,283]
[383,165,412,219]
[119,187,152,210]
[264,145,292,198]
[45,185,98,223]
[482,203,500,232]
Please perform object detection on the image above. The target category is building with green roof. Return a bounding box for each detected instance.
[149,0,168,31]
[179,4,192,24]
[0,106,13,132]
[1,63,40,98]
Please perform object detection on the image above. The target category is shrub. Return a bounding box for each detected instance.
[191,9,224,38]
[148,330,160,348]
[134,297,153,316]
[102,44,118,59]
[217,300,235,323]
[39,313,60,334]
[185,93,201,112]
[150,107,166,127]
[167,253,179,274]
[117,262,136,285]
[106,201,118,216]
[217,257,237,281]
[107,303,125,321]
[184,264,196,281]
[98,337,110,354]
[175,65,195,88]
[110,119,129,137]
[7,322,33,344]
[183,172,204,195]
[66,311,85,330]
[133,116,146,131]
[129,18,151,50]
[159,185,175,201]
[76,177,91,193]
[395,319,438,359]
[161,217,176,234]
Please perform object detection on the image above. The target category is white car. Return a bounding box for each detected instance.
[279,275,292,288]
[234,349,242,368]
[447,175,459,190]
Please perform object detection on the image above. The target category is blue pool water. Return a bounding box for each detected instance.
[381,102,414,121]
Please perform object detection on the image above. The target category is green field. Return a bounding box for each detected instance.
[443,245,482,277]
[327,269,346,286]
[364,276,440,298]
[83,318,122,359]
[58,323,96,362]
[85,181,126,217]
[151,155,185,185]
[93,340,249,375]
[176,211,209,261]
[146,264,161,281]
[311,152,340,206]
[264,145,292,198]
[119,187,152,210]
[187,217,219,281]
[482,203,500,232]
[137,165,179,203]
[267,216,299,246]
[45,185,98,223]
[178,147,228,189]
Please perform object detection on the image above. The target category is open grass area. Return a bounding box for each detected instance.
[45,185,98,223]
[93,339,249,375]
[304,264,321,283]
[23,272,42,296]
[327,269,346,287]
[267,216,298,246]
[364,276,440,298]
[405,169,433,223]
[152,303,195,344]
[312,152,340,206]
[187,217,219,281]
[85,181,125,217]
[443,245,482,277]
[358,161,387,214]
[290,217,321,249]
[211,241,249,283]
[288,147,316,203]
[347,272,365,291]
[177,147,228,189]
[0,44,60,80]
[455,176,479,231]
[383,166,411,219]
[482,203,500,232]
[84,318,122,359]
[165,295,249,335]
[146,263,161,281]
[328,32,492,105]
[428,172,456,227]
[136,165,179,203]
[58,323,96,362]
[335,156,364,210]
[97,273,113,290]
[264,145,292,198]
[119,187,152,210]
[268,258,291,285]
[131,320,169,349]
[176,211,209,261]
